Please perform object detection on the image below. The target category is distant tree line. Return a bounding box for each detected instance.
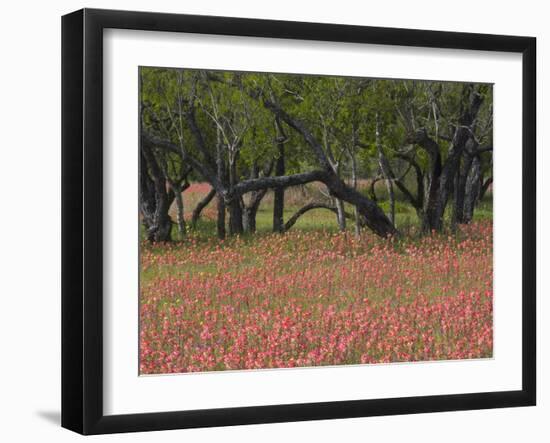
[139,67,493,242]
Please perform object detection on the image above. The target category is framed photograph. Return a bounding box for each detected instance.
[61,8,536,435]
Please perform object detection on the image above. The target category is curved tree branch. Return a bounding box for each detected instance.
[232,170,329,196]
[259,95,396,237]
[191,187,216,227]
[283,202,361,232]
[142,132,224,193]
[261,97,333,171]
[393,153,425,209]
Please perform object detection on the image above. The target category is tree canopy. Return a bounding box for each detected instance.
[139,67,493,242]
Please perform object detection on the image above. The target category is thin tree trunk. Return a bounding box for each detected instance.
[335,198,346,231]
[463,155,482,223]
[172,184,187,239]
[243,201,260,233]
[376,113,395,226]
[273,118,286,232]
[391,185,396,226]
[226,147,244,235]
[215,126,227,239]
[243,207,255,233]
[331,162,346,232]
[407,129,442,233]
[450,170,459,233]
[216,195,226,239]
[350,151,361,237]
[191,187,216,228]
[243,188,268,233]
[369,176,381,202]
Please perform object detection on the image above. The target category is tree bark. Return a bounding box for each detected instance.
[349,149,361,237]
[432,86,484,231]
[228,198,244,235]
[172,183,187,239]
[407,129,442,233]
[273,119,286,233]
[139,77,174,242]
[243,188,268,233]
[261,97,396,238]
[450,169,459,233]
[232,169,397,237]
[407,85,483,233]
[139,146,174,242]
[323,171,397,237]
[463,155,482,223]
[144,132,396,238]
[191,187,216,228]
[455,152,473,224]
[216,194,226,239]
[243,207,256,233]
[144,96,397,238]
[215,126,228,239]
[241,161,271,233]
[335,198,347,231]
[376,113,395,226]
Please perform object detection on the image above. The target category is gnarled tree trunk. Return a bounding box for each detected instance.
[407,86,484,233]
[407,129,442,233]
[261,98,397,238]
[432,87,484,231]
[139,146,174,242]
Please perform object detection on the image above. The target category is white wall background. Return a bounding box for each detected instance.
[0,0,546,441]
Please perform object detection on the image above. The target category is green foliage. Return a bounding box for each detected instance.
[140,66,493,235]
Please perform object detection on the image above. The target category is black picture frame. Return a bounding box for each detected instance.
[61,8,536,435]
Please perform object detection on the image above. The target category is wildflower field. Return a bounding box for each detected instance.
[140,197,493,374]
[139,69,494,375]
